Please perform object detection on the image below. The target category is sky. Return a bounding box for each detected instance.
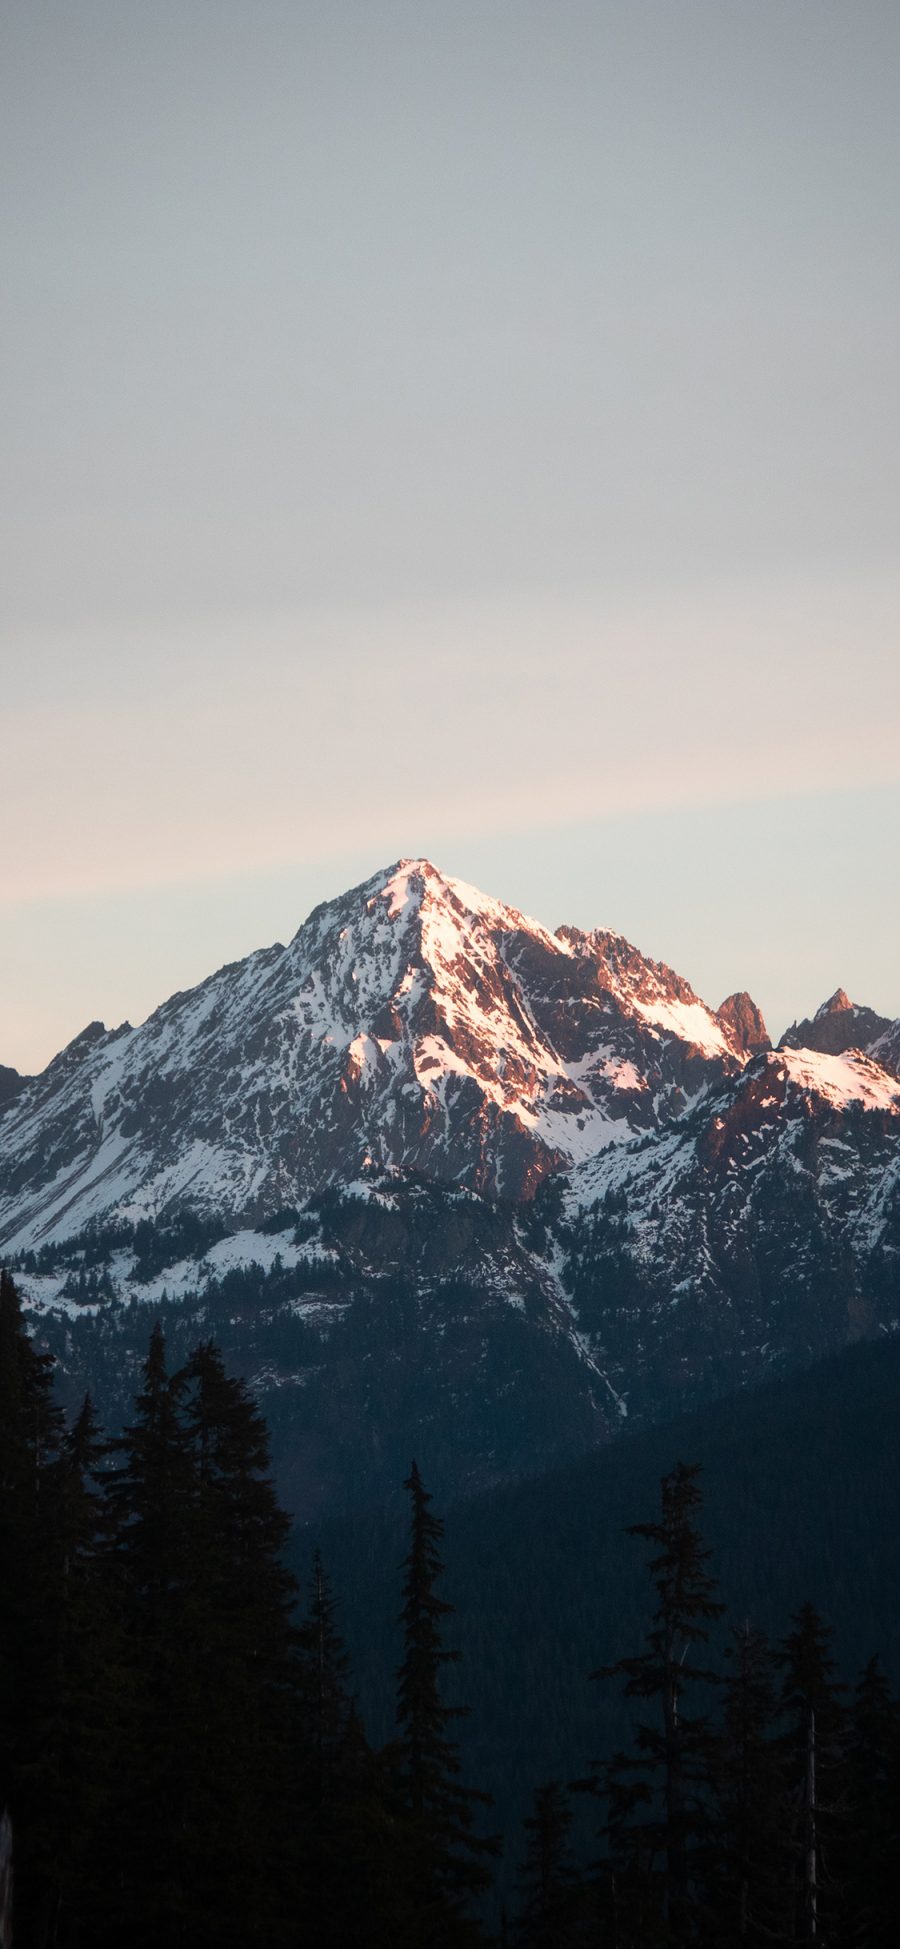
[2,0,898,1072]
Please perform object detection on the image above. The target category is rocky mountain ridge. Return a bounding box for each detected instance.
[0,858,768,1251]
[563,1043,900,1413]
[3,858,898,1519]
[778,987,896,1064]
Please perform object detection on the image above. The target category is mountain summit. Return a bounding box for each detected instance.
[779,987,894,1061]
[2,859,898,1258]
[714,991,770,1055]
[2,858,755,1249]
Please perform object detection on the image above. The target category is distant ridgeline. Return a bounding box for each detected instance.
[1,1269,899,1947]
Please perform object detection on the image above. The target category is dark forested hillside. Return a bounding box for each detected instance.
[1,1261,899,1943]
[312,1334,900,1890]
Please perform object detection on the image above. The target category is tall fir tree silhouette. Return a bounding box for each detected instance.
[101,1323,198,1946]
[777,1603,847,1946]
[394,1459,497,1945]
[37,1396,120,1949]
[595,1460,724,1947]
[296,1548,353,1813]
[513,1780,587,1948]
[840,1656,900,1947]
[710,1622,790,1946]
[0,1268,64,1944]
[178,1339,298,1949]
[294,1548,399,1946]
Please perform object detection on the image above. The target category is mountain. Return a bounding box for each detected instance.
[19,1023,900,1516]
[715,990,770,1055]
[779,986,894,1060]
[2,858,898,1522]
[563,1044,900,1416]
[0,859,751,1251]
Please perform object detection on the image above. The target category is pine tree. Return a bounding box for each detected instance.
[394,1460,497,1944]
[776,1603,847,1945]
[100,1322,198,1947]
[710,1622,790,1946]
[98,1331,303,1947]
[0,1268,64,1944]
[839,1657,899,1947]
[23,1393,123,1949]
[514,1781,587,1948]
[176,1339,299,1949]
[597,1747,660,1948]
[296,1549,353,1814]
[294,1550,396,1947]
[106,1321,195,1632]
[595,1461,724,1947]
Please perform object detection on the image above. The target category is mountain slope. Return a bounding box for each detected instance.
[21,1171,624,1519]
[0,859,750,1249]
[0,1064,28,1110]
[563,1045,900,1414]
[16,1036,900,1520]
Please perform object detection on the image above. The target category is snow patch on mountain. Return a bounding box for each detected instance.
[779,1047,900,1112]
[631,994,730,1058]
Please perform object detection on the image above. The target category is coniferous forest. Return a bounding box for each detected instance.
[2,1266,899,1948]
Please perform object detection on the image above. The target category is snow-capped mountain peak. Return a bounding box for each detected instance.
[2,858,896,1255]
[5,861,899,1510]
[815,986,854,1019]
[0,858,756,1249]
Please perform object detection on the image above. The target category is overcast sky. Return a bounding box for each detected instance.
[2,1,898,1071]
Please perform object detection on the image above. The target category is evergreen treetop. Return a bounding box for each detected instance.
[395,1459,497,1942]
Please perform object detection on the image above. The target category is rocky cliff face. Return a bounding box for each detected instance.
[870,1019,900,1078]
[779,987,893,1059]
[715,991,770,1056]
